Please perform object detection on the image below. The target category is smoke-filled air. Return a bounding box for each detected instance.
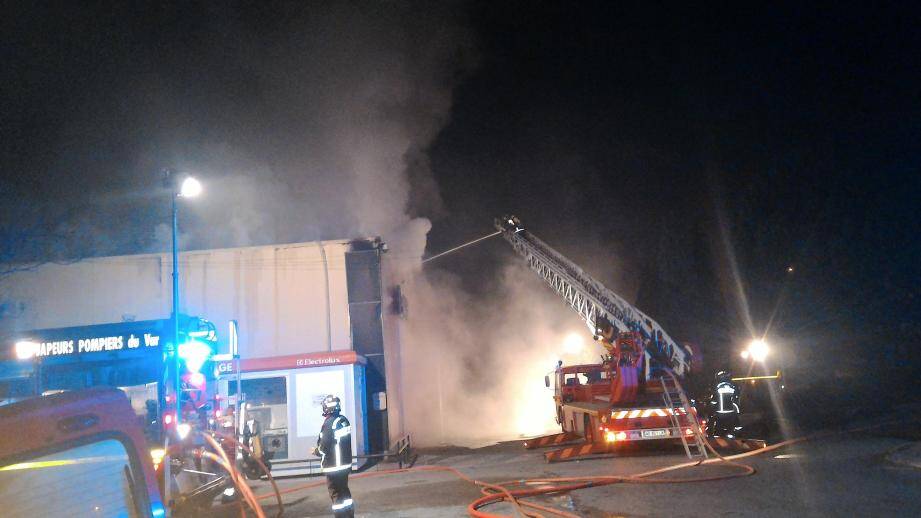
[10,2,620,447]
[396,261,603,446]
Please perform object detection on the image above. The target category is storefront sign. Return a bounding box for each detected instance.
[29,333,162,358]
[10,320,167,361]
[215,350,365,375]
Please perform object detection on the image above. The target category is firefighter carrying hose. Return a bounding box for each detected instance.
[313,395,354,517]
[707,371,741,438]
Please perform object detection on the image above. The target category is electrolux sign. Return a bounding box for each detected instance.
[12,320,167,361]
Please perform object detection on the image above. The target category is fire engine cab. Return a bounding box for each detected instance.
[551,361,696,450]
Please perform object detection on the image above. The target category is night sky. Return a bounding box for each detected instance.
[2,2,919,386]
[428,2,921,380]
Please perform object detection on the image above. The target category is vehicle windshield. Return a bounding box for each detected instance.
[563,370,609,386]
[0,438,142,518]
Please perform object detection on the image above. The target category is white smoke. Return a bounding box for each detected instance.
[149,4,610,446]
[109,2,479,251]
[34,2,617,447]
[393,259,603,447]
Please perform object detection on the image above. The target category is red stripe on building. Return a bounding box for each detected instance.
[215,349,366,376]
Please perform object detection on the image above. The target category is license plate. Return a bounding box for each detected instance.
[642,429,668,438]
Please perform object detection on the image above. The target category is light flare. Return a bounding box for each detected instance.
[15,341,38,360]
[747,339,769,362]
[562,332,584,354]
[514,356,559,437]
[179,177,202,197]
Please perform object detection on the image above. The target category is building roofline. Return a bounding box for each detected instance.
[2,237,382,266]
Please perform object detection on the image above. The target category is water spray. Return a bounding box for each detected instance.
[421,231,502,264]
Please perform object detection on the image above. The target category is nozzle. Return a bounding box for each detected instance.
[495,215,523,232]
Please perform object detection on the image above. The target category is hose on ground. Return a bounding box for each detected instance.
[236,414,918,517]
[466,413,918,517]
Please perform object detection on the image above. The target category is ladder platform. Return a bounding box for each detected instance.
[708,437,767,451]
[523,432,581,450]
[544,442,610,462]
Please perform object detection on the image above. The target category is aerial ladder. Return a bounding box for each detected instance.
[495,216,708,460]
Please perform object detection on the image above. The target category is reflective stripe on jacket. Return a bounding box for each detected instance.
[712,382,740,414]
[317,413,352,472]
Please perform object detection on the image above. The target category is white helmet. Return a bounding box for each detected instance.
[322,395,341,416]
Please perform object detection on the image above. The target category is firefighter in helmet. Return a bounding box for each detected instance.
[313,395,354,517]
[707,371,741,438]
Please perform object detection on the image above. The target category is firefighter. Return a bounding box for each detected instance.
[240,414,270,480]
[707,371,741,438]
[313,395,354,517]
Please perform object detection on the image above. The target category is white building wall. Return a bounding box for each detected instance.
[0,241,354,359]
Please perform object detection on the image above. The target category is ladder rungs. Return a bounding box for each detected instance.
[659,375,709,460]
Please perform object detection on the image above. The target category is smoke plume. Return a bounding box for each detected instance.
[8,2,613,446]
[396,262,600,446]
[9,2,472,254]
[150,3,477,249]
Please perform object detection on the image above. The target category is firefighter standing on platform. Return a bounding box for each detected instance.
[314,395,354,517]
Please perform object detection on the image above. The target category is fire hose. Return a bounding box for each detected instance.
[162,431,284,518]
[464,406,920,518]
[199,401,916,518]
[465,370,767,518]
[207,416,910,518]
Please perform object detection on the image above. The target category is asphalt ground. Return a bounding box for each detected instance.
[234,432,921,517]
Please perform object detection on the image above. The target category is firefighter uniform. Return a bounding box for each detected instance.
[708,371,741,438]
[316,396,353,517]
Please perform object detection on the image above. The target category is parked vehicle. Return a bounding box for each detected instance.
[0,387,166,517]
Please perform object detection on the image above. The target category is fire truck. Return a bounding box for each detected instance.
[1,316,237,513]
[0,387,166,517]
[495,216,708,461]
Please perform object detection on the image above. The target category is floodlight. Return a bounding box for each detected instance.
[747,339,770,362]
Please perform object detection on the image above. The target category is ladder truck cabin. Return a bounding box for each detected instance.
[495,216,707,461]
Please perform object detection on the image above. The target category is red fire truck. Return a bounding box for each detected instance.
[0,387,167,517]
[496,216,707,461]
[1,317,235,514]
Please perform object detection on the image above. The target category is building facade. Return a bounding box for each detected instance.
[0,238,397,454]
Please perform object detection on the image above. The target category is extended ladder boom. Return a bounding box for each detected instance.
[495,216,691,377]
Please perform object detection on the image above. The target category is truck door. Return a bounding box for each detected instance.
[0,388,164,518]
